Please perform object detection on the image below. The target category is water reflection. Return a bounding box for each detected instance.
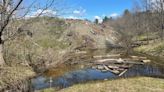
[123,64,164,78]
[32,64,164,90]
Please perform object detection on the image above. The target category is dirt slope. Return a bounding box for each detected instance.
[64,19,120,50]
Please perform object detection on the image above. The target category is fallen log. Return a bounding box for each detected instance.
[108,65,119,69]
[119,69,128,76]
[93,54,121,59]
[94,59,119,63]
[101,69,108,73]
[104,65,110,71]
[141,60,151,63]
[110,69,120,74]
[93,60,144,65]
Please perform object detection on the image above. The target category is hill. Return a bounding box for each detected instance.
[4,17,121,71]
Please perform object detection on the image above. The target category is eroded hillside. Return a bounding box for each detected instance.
[65,19,120,49]
[4,17,121,71]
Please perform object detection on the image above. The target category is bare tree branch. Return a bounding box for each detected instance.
[1,0,23,33]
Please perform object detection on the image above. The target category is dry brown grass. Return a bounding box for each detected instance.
[0,66,35,90]
[57,77,164,92]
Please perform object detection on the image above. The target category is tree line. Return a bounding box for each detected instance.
[101,0,164,53]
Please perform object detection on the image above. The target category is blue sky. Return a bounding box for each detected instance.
[24,0,135,21]
[66,0,134,20]
[67,0,133,19]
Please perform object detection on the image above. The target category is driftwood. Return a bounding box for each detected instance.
[93,64,131,75]
[92,60,144,65]
[119,69,128,76]
[93,54,121,59]
[141,60,151,63]
[91,57,149,75]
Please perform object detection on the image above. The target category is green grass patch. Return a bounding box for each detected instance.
[133,32,158,41]
[37,36,69,50]
[134,41,164,53]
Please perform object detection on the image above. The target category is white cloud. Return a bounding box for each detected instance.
[151,0,159,3]
[73,10,81,14]
[94,16,103,23]
[73,8,86,16]
[109,13,118,17]
[25,9,57,18]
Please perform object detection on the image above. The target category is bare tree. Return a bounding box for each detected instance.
[158,0,164,40]
[0,0,60,65]
[141,0,164,40]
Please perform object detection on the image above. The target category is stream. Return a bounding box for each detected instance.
[31,49,164,91]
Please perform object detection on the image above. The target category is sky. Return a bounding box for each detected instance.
[24,0,135,21]
[65,0,134,20]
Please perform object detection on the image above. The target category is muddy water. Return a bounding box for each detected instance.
[31,49,164,91]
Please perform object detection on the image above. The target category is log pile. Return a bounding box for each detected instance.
[92,64,131,75]
[91,55,151,76]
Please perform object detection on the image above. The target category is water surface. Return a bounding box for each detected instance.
[31,49,164,90]
[32,64,164,90]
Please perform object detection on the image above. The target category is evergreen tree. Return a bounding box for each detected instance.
[103,16,109,23]
[94,19,99,24]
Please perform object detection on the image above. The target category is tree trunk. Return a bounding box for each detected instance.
[0,44,5,65]
[0,35,5,65]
